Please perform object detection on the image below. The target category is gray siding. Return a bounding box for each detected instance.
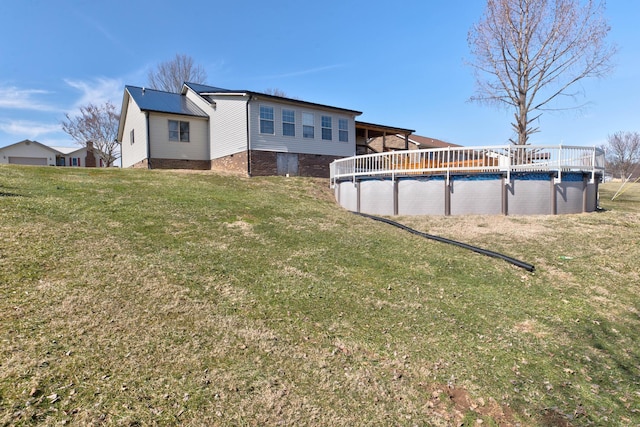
[121,98,148,168]
[248,99,356,157]
[148,113,209,160]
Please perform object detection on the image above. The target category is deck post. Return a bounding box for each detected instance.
[444,179,451,216]
[582,174,588,213]
[551,175,557,215]
[393,176,399,215]
[502,176,509,215]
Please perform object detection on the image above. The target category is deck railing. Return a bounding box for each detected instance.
[330,145,605,186]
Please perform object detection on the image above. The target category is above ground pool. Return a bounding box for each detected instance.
[330,145,604,216]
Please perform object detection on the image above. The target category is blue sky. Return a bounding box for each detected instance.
[0,0,638,149]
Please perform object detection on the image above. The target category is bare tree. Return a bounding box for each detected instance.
[468,0,616,145]
[263,88,288,97]
[147,54,207,93]
[61,102,120,167]
[605,131,640,180]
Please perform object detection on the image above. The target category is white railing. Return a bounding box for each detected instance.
[330,145,605,186]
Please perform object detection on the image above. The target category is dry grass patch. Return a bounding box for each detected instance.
[1,167,639,426]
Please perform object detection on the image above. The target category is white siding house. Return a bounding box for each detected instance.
[117,83,363,177]
[0,140,57,166]
[118,86,211,169]
[0,140,103,167]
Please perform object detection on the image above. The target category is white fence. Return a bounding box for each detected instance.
[330,145,605,186]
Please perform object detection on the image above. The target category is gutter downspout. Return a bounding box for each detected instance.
[245,94,253,177]
[145,111,151,169]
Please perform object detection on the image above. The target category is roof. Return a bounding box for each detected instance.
[183,82,363,116]
[0,140,87,155]
[125,85,208,117]
[50,146,84,155]
[355,121,415,138]
[407,134,460,148]
[0,139,59,153]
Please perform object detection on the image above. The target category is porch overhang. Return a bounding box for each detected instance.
[355,121,415,154]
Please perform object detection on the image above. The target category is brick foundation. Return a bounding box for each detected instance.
[249,151,278,176]
[130,159,149,169]
[131,150,340,177]
[150,158,211,170]
[298,153,340,178]
[248,151,339,178]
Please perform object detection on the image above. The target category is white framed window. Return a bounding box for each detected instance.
[321,116,332,141]
[169,120,190,142]
[339,119,349,142]
[282,109,295,137]
[130,129,135,145]
[303,112,314,138]
[260,105,274,134]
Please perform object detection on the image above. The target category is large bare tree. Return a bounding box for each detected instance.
[605,131,640,180]
[468,0,616,145]
[61,101,120,167]
[147,54,207,93]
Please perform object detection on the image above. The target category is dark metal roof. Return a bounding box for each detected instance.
[355,121,415,137]
[183,82,238,94]
[183,82,363,116]
[125,85,208,117]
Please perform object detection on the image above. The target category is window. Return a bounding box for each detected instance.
[339,119,349,142]
[303,112,314,138]
[130,129,135,145]
[321,116,332,140]
[169,120,190,142]
[282,109,295,137]
[260,105,274,134]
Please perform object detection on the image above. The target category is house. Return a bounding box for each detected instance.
[0,140,102,167]
[359,133,459,154]
[118,83,375,177]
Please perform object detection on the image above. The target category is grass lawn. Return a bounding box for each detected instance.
[1,165,638,426]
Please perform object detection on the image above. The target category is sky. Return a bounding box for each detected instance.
[0,0,638,150]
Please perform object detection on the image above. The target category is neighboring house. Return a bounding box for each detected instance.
[362,133,459,154]
[117,83,372,177]
[0,140,102,167]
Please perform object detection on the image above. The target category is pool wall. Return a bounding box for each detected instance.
[334,172,600,216]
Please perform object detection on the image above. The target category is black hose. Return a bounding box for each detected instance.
[352,211,535,272]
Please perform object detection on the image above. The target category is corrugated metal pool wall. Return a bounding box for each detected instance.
[335,172,600,216]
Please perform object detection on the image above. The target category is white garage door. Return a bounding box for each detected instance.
[8,157,48,165]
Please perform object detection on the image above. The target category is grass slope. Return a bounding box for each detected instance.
[1,165,638,426]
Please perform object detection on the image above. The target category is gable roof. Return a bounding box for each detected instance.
[0,139,59,153]
[0,140,87,156]
[125,85,208,117]
[407,134,460,148]
[50,146,84,155]
[183,82,363,116]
